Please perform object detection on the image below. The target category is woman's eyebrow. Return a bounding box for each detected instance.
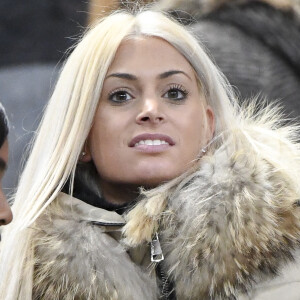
[106,73,137,80]
[106,70,192,81]
[159,70,192,80]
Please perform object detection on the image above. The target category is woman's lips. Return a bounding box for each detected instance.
[129,133,175,152]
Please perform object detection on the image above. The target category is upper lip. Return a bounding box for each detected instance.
[129,133,175,147]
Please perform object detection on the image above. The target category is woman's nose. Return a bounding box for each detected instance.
[136,96,166,124]
[0,188,13,225]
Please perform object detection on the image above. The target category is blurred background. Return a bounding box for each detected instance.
[1,0,299,197]
[0,0,88,195]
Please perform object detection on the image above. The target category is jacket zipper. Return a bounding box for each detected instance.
[89,221,125,227]
[151,232,164,262]
[151,233,176,300]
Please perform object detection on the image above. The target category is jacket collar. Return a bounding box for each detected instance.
[57,192,125,227]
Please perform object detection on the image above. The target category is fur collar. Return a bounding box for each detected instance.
[123,106,300,299]
[32,193,158,300]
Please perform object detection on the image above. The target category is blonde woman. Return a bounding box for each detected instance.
[1,9,300,300]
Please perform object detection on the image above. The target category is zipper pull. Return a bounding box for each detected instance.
[151,232,164,262]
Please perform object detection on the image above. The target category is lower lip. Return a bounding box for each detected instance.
[132,144,171,153]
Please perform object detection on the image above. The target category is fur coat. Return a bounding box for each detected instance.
[33,107,300,299]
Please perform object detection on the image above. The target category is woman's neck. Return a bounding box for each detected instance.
[99,180,141,205]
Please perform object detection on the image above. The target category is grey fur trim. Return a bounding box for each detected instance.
[32,199,158,300]
[160,130,300,299]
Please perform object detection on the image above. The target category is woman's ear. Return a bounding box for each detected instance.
[205,105,215,142]
[79,140,92,162]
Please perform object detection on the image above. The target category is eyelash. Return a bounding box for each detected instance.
[108,88,133,103]
[107,84,189,104]
[163,84,189,101]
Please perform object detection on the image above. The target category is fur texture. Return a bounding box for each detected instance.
[160,133,300,299]
[124,105,300,299]
[32,195,157,300]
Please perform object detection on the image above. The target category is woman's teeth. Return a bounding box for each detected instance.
[135,140,169,146]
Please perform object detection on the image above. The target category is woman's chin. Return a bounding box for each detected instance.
[122,163,192,187]
[128,172,181,187]
[99,163,192,189]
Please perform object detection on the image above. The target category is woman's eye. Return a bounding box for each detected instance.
[163,87,188,101]
[108,90,133,103]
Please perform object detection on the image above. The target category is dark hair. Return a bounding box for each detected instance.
[0,103,8,147]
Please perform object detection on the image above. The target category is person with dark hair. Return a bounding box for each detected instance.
[0,103,12,226]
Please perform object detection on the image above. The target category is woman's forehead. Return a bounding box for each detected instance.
[106,37,198,81]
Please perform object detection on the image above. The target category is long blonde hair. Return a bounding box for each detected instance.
[0,9,238,299]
